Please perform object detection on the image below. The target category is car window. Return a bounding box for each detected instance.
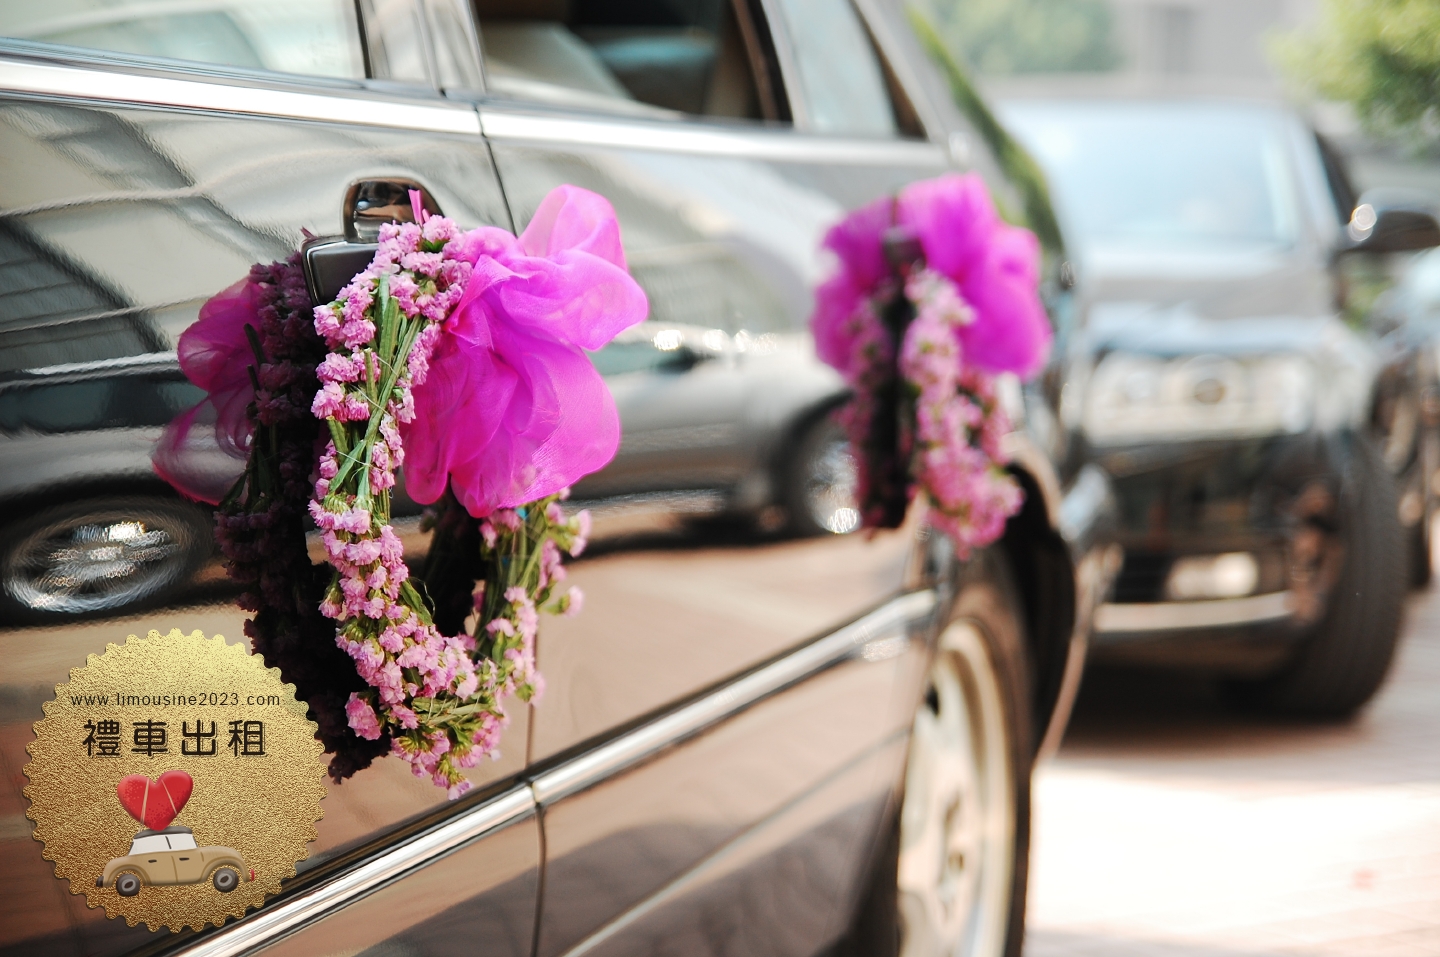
[475,0,781,122]
[769,0,897,137]
[0,0,365,80]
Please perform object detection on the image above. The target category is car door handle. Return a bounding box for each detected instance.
[343,179,442,242]
[304,180,444,304]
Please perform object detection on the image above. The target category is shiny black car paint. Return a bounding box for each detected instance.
[0,5,1111,955]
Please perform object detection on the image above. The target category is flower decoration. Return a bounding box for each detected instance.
[156,186,647,795]
[811,172,1051,551]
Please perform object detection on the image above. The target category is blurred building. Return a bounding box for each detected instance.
[942,0,1439,196]
[1106,0,1315,89]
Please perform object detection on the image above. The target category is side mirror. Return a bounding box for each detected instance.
[1345,189,1440,253]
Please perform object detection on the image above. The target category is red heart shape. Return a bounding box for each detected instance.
[116,771,193,830]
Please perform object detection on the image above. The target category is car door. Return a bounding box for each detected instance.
[467,2,956,954]
[172,841,205,885]
[0,5,541,956]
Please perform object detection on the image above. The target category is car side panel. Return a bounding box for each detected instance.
[568,737,909,957]
[534,621,928,957]
[480,89,948,956]
[482,124,946,760]
[251,813,541,957]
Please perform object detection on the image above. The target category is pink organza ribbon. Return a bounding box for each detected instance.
[152,278,260,504]
[403,185,647,516]
[812,172,1052,381]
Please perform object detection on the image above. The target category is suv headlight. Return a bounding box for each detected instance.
[1084,352,1315,445]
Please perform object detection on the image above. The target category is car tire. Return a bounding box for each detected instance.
[837,548,1033,957]
[114,872,141,897]
[1407,424,1437,588]
[1229,436,1408,717]
[1408,512,1432,589]
[782,413,860,537]
[212,867,240,893]
[0,494,213,624]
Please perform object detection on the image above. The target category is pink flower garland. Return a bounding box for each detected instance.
[309,189,644,795]
[900,269,1023,553]
[811,173,1050,553]
[309,214,490,794]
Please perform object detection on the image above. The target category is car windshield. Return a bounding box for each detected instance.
[1000,102,1299,260]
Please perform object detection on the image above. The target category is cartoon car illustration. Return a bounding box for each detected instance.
[96,826,251,896]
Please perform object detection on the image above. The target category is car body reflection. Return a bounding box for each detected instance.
[0,2,1111,954]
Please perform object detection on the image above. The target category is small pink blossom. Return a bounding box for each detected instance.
[346,695,383,740]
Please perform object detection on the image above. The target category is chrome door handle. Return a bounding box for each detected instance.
[343,179,442,241]
[304,180,445,304]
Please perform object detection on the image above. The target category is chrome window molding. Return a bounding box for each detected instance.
[174,786,534,957]
[530,588,937,805]
[479,107,947,166]
[166,588,936,955]
[0,57,480,134]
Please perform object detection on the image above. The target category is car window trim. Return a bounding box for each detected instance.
[150,589,935,956]
[479,105,946,166]
[0,56,481,134]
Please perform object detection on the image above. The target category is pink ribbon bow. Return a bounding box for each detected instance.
[812,172,1052,381]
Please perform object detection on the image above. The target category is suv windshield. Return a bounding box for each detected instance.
[1001,102,1299,262]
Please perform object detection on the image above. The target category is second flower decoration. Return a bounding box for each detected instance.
[811,172,1052,553]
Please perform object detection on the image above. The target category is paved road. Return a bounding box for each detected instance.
[1027,581,1440,956]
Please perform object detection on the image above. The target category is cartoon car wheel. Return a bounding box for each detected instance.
[212,867,240,893]
[114,872,141,897]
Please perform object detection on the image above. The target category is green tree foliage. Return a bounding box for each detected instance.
[1279,0,1440,141]
[912,0,1123,75]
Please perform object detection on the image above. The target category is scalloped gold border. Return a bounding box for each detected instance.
[23,629,326,932]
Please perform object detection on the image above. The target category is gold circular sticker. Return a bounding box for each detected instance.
[23,629,327,931]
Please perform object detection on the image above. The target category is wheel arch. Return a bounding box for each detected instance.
[996,463,1077,757]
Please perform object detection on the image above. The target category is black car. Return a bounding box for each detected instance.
[0,4,1113,957]
[1002,97,1440,716]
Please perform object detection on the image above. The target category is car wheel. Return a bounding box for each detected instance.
[1229,436,1407,716]
[783,414,860,536]
[1408,508,1432,589]
[212,867,240,893]
[839,549,1033,957]
[1407,425,1438,588]
[0,495,213,623]
[114,872,141,897]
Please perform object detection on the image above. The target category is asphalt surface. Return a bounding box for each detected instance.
[1027,571,1440,955]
